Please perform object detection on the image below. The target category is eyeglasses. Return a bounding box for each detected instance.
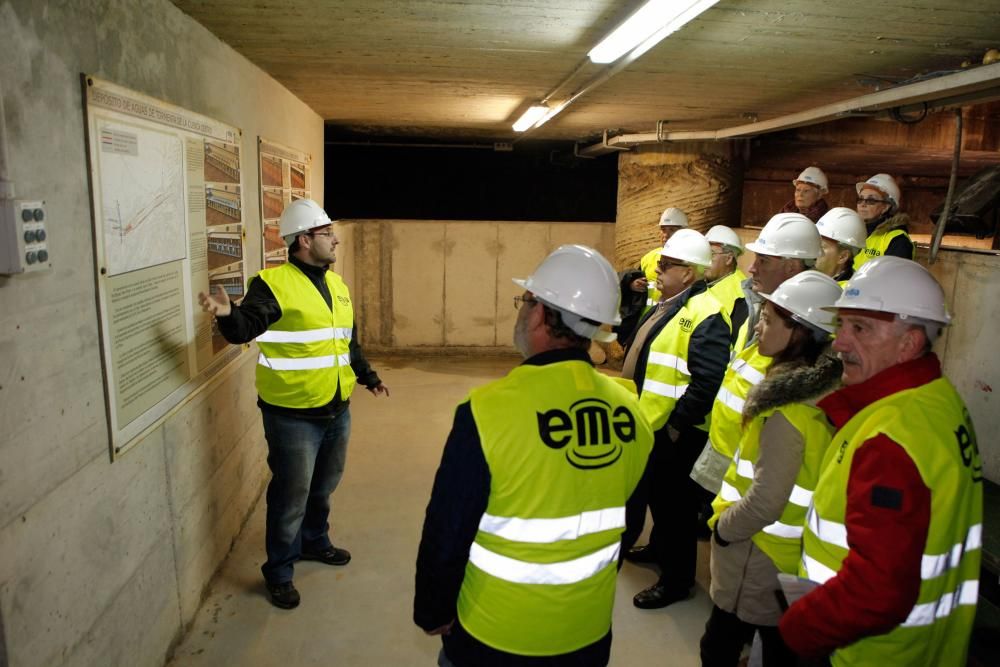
[513,295,538,310]
[657,259,688,271]
[856,197,889,206]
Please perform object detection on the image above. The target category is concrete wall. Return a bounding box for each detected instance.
[336,220,615,351]
[0,2,323,666]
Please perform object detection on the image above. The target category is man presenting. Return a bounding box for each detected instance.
[198,198,388,610]
[414,245,653,666]
[780,256,982,666]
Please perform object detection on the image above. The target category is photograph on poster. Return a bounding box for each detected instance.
[206,183,242,226]
[204,139,240,184]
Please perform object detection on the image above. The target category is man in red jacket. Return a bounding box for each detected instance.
[779,256,982,666]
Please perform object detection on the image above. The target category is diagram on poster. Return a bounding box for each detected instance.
[85,75,248,460]
[98,122,187,276]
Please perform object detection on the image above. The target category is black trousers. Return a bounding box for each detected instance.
[627,426,706,589]
[700,605,798,667]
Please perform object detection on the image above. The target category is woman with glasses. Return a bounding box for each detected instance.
[854,173,914,270]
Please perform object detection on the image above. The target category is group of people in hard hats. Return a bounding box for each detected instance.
[415,166,981,667]
[203,184,979,667]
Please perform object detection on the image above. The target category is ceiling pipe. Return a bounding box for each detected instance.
[930,108,964,264]
[577,63,1000,155]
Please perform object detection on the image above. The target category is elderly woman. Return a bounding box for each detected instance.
[700,271,843,667]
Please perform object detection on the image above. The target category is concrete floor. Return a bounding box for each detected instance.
[167,356,713,666]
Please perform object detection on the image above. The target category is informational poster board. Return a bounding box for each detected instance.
[84,76,249,459]
[258,138,312,268]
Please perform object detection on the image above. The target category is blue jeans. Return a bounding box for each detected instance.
[260,408,351,584]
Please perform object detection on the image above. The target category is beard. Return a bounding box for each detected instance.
[513,312,530,358]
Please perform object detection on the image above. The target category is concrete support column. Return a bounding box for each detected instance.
[615,141,746,269]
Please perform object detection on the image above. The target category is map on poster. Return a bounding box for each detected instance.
[85,75,249,460]
[98,122,187,276]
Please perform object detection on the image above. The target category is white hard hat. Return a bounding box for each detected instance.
[705,225,743,254]
[658,207,689,228]
[745,213,822,259]
[512,244,621,342]
[793,167,829,193]
[816,207,867,252]
[828,256,951,326]
[661,228,712,267]
[279,199,333,244]
[856,173,901,211]
[759,270,842,334]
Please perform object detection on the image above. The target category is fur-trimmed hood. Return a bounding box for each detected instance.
[742,351,842,422]
[869,212,910,236]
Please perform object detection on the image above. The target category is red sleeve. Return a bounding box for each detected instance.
[779,435,930,658]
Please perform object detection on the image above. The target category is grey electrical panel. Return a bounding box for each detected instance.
[0,200,50,274]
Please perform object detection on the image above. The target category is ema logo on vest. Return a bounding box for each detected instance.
[536,398,637,470]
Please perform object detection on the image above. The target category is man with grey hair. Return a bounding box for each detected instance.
[781,256,982,666]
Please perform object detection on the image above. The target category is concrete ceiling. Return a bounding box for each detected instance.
[171,0,1000,142]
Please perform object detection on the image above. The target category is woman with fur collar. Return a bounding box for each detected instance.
[700,272,844,666]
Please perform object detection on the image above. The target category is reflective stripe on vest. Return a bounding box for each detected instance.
[639,289,725,432]
[458,360,654,656]
[800,375,982,666]
[468,541,621,585]
[477,507,626,544]
[256,326,352,343]
[253,263,357,408]
[257,352,351,371]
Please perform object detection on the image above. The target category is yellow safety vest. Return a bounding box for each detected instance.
[853,227,913,270]
[710,403,833,573]
[458,359,653,656]
[709,270,747,324]
[253,263,357,408]
[638,289,727,432]
[707,338,773,461]
[639,247,662,314]
[801,376,982,666]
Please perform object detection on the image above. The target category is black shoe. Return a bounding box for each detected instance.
[633,583,691,609]
[301,545,352,566]
[624,544,658,564]
[266,581,300,609]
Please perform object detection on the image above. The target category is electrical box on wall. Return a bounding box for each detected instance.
[0,199,51,275]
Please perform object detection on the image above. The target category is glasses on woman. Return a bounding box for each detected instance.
[857,197,888,206]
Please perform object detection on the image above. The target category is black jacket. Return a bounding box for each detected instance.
[215,255,381,417]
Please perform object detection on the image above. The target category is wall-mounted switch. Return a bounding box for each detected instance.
[1,200,51,275]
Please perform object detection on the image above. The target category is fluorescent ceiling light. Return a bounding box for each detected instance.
[588,0,719,64]
[512,105,550,132]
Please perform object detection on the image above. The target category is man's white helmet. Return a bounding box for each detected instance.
[856,173,901,212]
[745,213,822,259]
[793,166,829,193]
[279,199,333,245]
[705,225,743,254]
[513,245,621,342]
[828,256,951,326]
[658,207,689,228]
[816,207,867,252]
[661,228,712,267]
[759,271,842,334]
